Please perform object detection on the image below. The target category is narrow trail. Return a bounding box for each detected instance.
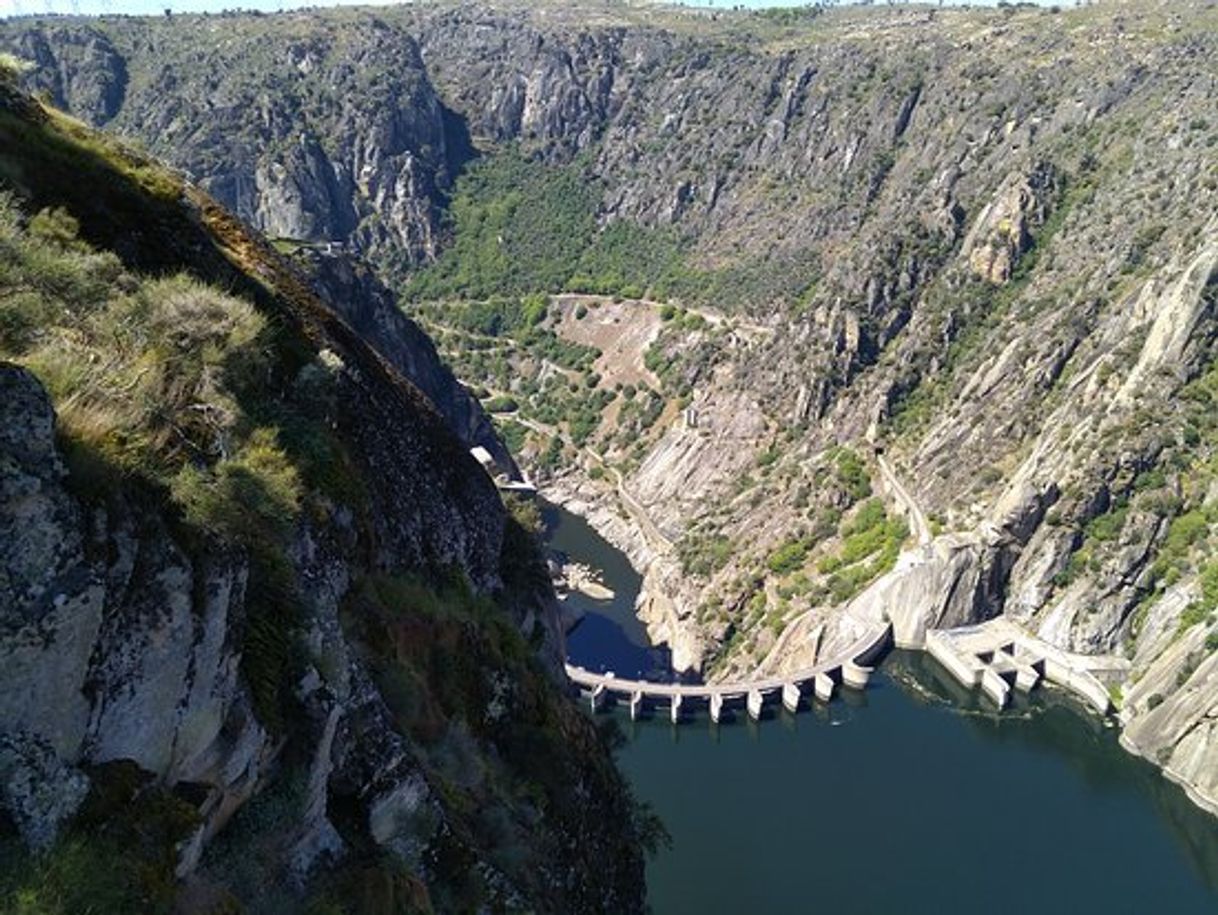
[505,412,674,555]
[585,446,674,554]
[877,453,933,546]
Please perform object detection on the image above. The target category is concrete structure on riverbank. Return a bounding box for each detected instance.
[925,618,1123,714]
[470,445,537,494]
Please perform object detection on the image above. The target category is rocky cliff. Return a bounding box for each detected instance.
[296,246,519,477]
[0,79,646,913]
[6,0,1218,824]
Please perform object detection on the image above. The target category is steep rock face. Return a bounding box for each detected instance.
[1123,625,1218,817]
[960,162,1058,284]
[0,363,266,837]
[850,534,1010,650]
[0,732,90,852]
[8,24,126,123]
[0,6,950,280]
[0,364,106,762]
[0,275,637,910]
[297,248,518,477]
[4,17,464,268]
[0,86,644,911]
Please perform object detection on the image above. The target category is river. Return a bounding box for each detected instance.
[544,502,1218,914]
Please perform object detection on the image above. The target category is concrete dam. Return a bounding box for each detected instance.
[566,621,893,724]
[567,616,1121,725]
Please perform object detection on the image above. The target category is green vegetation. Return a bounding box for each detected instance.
[417,296,600,377]
[1055,498,1132,588]
[0,52,32,85]
[1,104,182,205]
[0,762,201,914]
[404,149,601,300]
[424,292,548,338]
[495,417,528,454]
[815,499,908,603]
[831,447,873,502]
[484,394,519,413]
[767,537,811,575]
[677,532,734,577]
[1177,599,1215,638]
[1143,506,1218,595]
[405,147,819,312]
[416,291,621,453]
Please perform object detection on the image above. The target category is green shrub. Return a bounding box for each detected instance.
[833,448,872,502]
[496,418,528,454]
[485,395,519,413]
[0,762,201,915]
[767,538,810,575]
[1085,504,1128,543]
[678,533,734,577]
[0,53,32,92]
[172,429,301,547]
[1176,598,1216,638]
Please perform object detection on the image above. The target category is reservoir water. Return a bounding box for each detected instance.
[545,503,1218,914]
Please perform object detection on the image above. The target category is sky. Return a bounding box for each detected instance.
[0,0,1058,20]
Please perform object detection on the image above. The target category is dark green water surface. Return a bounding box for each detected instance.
[547,503,1218,914]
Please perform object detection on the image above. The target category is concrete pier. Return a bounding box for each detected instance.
[590,683,607,713]
[1043,656,1111,715]
[842,660,872,690]
[709,692,724,724]
[980,667,1010,709]
[923,619,1121,716]
[630,690,644,721]
[747,689,764,721]
[814,672,835,703]
[927,631,983,688]
[671,693,684,724]
[1015,663,1040,692]
[782,682,801,713]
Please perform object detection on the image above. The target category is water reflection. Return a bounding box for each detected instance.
[543,501,677,680]
[891,649,1218,898]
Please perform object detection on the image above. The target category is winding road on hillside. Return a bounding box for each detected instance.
[556,293,775,341]
[583,447,675,554]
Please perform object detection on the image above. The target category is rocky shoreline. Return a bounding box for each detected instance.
[540,470,708,674]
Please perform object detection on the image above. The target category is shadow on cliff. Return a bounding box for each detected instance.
[440,100,478,192]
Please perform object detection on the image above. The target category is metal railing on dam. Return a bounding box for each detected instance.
[565,621,894,723]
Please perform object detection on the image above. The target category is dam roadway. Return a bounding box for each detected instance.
[566,621,893,722]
